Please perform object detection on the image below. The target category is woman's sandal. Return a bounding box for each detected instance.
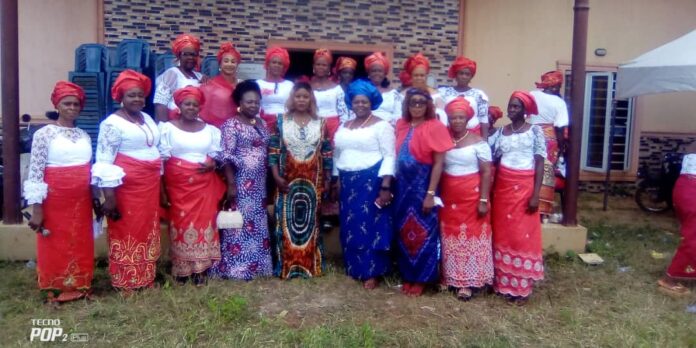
[657,278,691,296]
[456,288,473,302]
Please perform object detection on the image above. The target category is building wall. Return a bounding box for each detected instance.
[103,0,460,85]
[0,0,99,120]
[463,0,696,179]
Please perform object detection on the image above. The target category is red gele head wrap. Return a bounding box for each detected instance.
[488,106,504,121]
[264,46,290,72]
[216,42,242,64]
[111,69,152,103]
[172,33,201,57]
[445,96,475,120]
[313,48,333,64]
[447,56,477,79]
[334,56,357,72]
[51,81,86,109]
[535,70,564,89]
[399,52,431,87]
[364,52,391,73]
[510,90,538,116]
[173,86,205,107]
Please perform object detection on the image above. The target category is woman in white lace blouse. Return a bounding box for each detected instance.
[491,91,546,305]
[333,79,395,290]
[23,81,96,303]
[154,33,203,122]
[92,69,162,293]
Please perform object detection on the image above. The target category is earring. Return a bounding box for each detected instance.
[237,106,241,113]
[219,67,222,72]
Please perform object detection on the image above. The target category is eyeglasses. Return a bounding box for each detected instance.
[408,100,428,107]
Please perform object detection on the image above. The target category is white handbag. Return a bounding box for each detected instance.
[216,205,244,229]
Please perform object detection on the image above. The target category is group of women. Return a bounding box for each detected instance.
[25,33,551,306]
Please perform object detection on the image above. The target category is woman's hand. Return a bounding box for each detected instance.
[477,201,489,217]
[225,184,238,208]
[422,194,435,215]
[275,176,289,193]
[160,191,171,209]
[375,189,392,208]
[197,159,215,173]
[28,205,44,231]
[102,195,119,220]
[527,194,540,214]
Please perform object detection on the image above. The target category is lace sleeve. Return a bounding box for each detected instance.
[157,122,172,160]
[531,125,548,159]
[377,121,396,177]
[22,127,55,205]
[475,141,492,162]
[153,69,177,106]
[208,125,223,161]
[392,91,404,122]
[477,90,490,124]
[336,89,350,123]
[91,121,126,187]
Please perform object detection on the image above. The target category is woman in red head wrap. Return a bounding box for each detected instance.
[154,33,203,122]
[93,69,163,294]
[257,46,294,132]
[159,86,225,286]
[439,56,491,141]
[529,70,568,217]
[24,81,95,303]
[439,96,493,301]
[333,56,357,92]
[400,53,447,125]
[364,52,403,124]
[489,91,546,305]
[393,87,453,297]
[310,48,345,228]
[199,42,242,128]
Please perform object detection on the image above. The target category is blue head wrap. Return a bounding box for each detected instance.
[345,79,383,111]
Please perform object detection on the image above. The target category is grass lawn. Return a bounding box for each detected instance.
[1,193,695,347]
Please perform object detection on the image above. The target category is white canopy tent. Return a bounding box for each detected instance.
[617,29,696,99]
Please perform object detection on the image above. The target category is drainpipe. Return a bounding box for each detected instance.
[563,0,589,226]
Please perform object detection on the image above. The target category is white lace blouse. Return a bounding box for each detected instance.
[158,122,222,163]
[92,113,161,187]
[23,125,92,205]
[444,141,492,176]
[333,120,396,177]
[494,125,547,170]
[257,79,294,115]
[438,86,490,126]
[153,67,203,110]
[681,154,696,175]
[314,84,349,121]
[373,89,403,125]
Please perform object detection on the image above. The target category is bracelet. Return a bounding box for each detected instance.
[426,190,436,196]
[479,198,488,203]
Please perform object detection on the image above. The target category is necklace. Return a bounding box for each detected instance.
[510,122,526,133]
[353,114,373,129]
[294,115,311,128]
[452,131,469,145]
[410,120,423,128]
[121,110,154,147]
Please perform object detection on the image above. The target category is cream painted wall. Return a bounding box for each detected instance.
[464,0,696,134]
[0,0,98,120]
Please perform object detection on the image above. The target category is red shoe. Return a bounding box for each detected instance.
[409,283,425,297]
[363,278,378,290]
[401,282,412,295]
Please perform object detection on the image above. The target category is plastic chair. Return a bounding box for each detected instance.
[74,44,108,73]
[201,56,219,77]
[155,53,177,77]
[117,39,151,70]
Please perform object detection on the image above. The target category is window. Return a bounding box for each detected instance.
[564,71,634,172]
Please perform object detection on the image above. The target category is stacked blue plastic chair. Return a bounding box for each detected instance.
[201,56,219,78]
[69,43,108,151]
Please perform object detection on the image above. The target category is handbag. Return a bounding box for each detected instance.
[216,200,244,229]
